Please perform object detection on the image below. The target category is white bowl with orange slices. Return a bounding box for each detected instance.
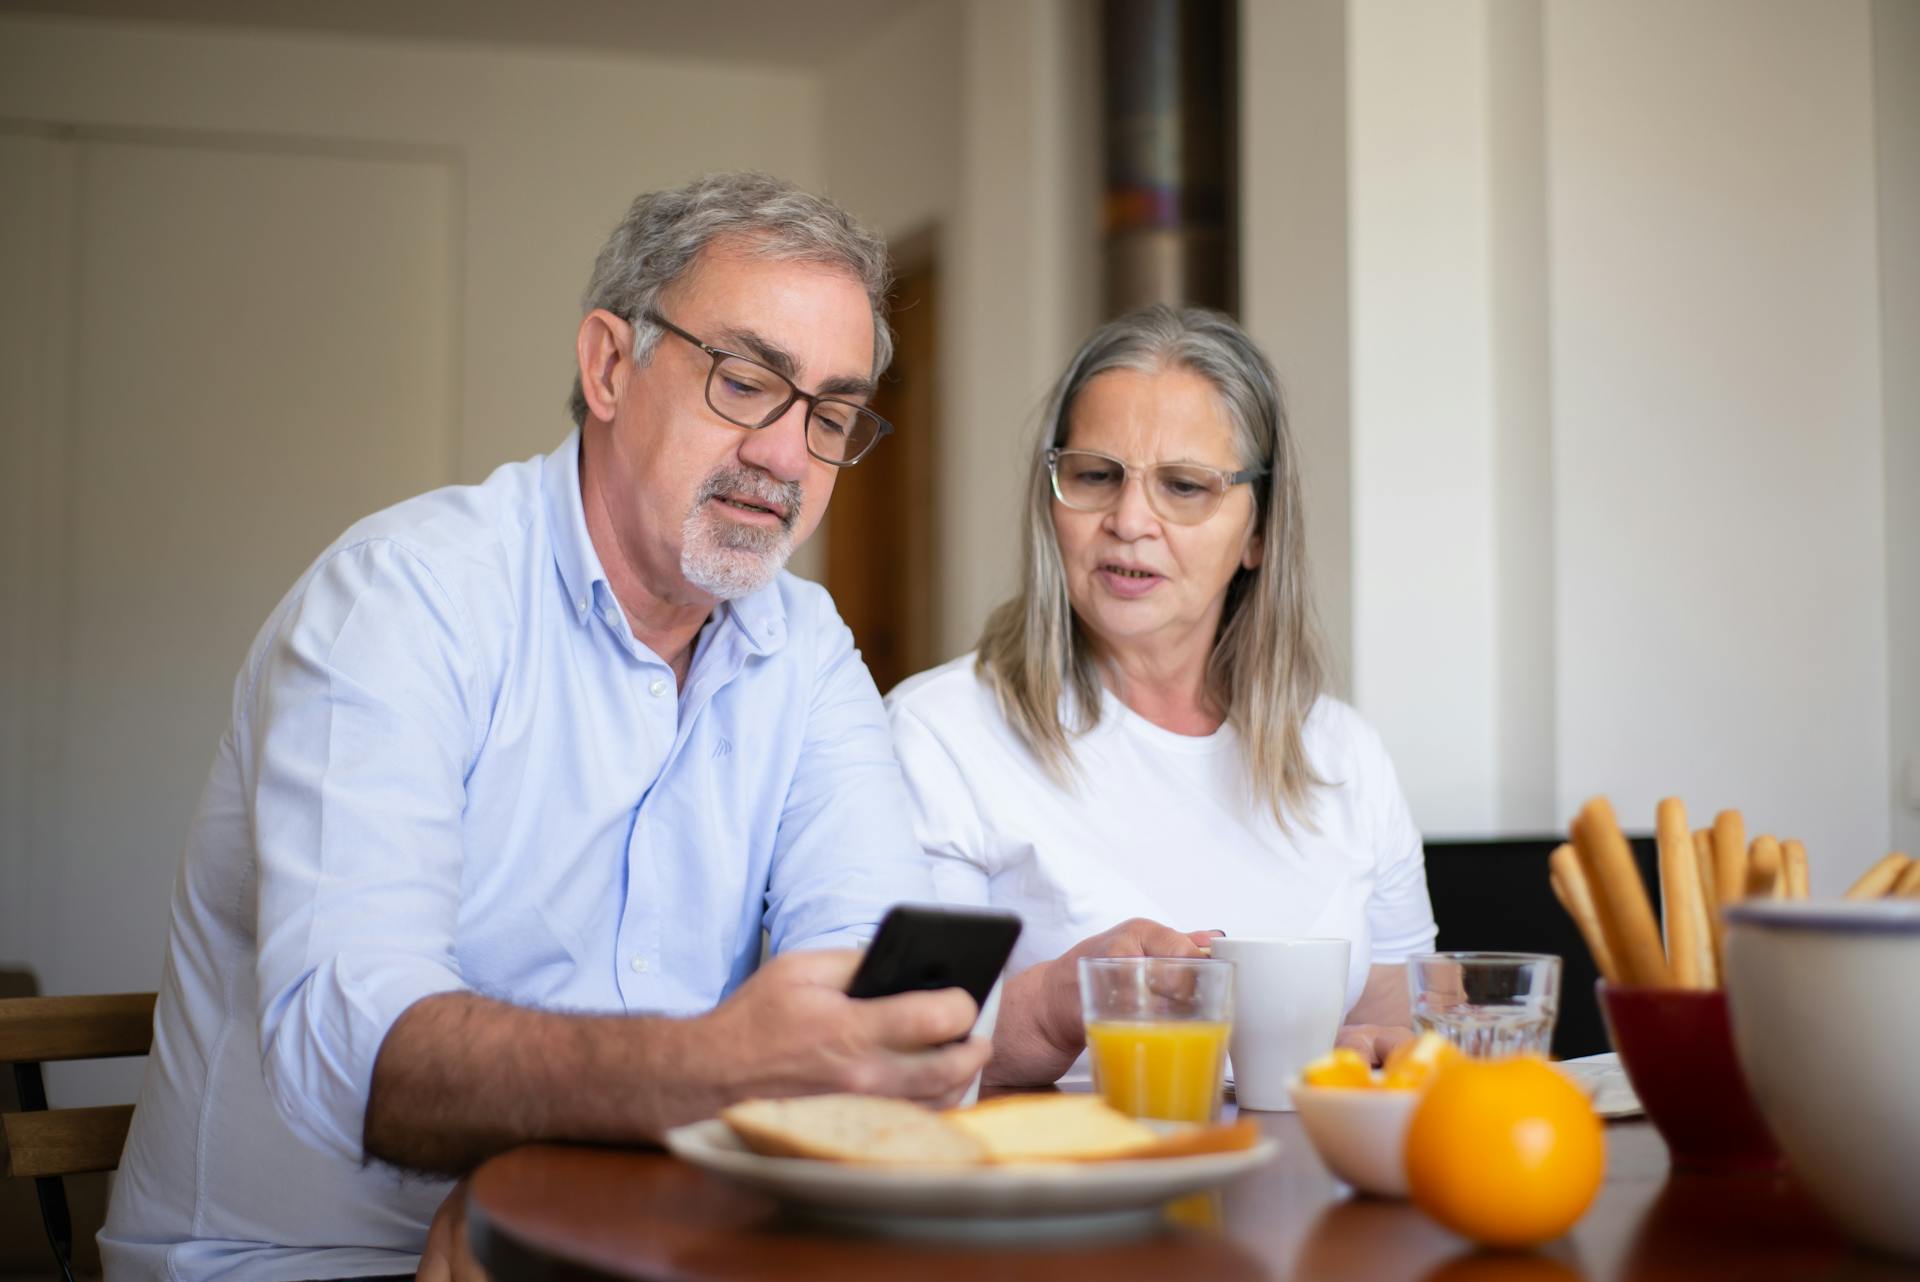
[1286,1034,1454,1197]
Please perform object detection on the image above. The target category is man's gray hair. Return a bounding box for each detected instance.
[568,171,894,427]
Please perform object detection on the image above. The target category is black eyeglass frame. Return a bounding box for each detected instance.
[1044,447,1267,525]
[643,310,894,467]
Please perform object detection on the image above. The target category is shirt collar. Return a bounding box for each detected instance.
[544,429,607,625]
[545,427,791,654]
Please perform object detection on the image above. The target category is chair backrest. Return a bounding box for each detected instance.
[1,991,156,1282]
[1423,836,1661,1059]
[0,993,156,1181]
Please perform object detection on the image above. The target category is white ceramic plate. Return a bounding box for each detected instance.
[1555,1052,1642,1119]
[663,1118,1277,1238]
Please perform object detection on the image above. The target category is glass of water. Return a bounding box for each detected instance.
[1407,952,1562,1058]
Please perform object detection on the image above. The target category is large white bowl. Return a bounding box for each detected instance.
[1723,899,1920,1261]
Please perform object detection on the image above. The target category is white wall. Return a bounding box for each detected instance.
[1244,0,1905,885]
[1877,0,1920,860]
[0,17,824,1030]
[1547,0,1889,887]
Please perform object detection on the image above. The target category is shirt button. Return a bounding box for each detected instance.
[577,597,588,613]
[630,955,648,974]
[648,677,668,697]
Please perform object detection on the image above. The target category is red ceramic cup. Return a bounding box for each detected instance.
[1598,983,1783,1173]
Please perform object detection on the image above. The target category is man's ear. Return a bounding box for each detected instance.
[575,309,632,425]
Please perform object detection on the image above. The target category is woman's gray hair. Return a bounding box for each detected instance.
[568,171,894,426]
[976,305,1330,825]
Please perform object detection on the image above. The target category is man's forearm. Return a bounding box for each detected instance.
[362,991,715,1175]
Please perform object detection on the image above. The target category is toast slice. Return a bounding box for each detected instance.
[945,1093,1159,1162]
[720,1094,986,1166]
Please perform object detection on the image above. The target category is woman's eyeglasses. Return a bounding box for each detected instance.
[1046,448,1264,525]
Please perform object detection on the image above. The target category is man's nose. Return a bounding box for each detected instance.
[736,398,813,484]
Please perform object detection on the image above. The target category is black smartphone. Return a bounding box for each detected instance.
[844,904,1023,1011]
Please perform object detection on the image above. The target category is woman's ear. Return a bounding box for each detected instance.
[1242,525,1265,571]
[575,309,633,425]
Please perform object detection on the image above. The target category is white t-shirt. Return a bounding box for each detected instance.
[886,654,1437,1015]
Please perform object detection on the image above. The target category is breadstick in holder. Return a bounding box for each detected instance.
[1747,835,1784,900]
[1549,842,1619,984]
[1845,853,1910,900]
[1655,797,1711,988]
[1572,798,1671,987]
[1781,839,1810,900]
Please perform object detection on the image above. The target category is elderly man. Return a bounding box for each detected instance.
[100,173,1004,1282]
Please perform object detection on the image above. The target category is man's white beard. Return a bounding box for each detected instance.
[680,466,803,600]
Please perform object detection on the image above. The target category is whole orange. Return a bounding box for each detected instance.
[1403,1055,1604,1249]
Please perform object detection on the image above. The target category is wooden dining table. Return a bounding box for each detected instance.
[467,1102,1920,1282]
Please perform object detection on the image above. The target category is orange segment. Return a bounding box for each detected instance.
[1380,1031,1461,1091]
[1299,1047,1375,1089]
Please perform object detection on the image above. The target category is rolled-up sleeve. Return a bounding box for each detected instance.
[249,539,478,1161]
[762,611,934,954]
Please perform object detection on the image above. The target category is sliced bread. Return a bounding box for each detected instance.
[945,1093,1159,1163]
[721,1094,986,1166]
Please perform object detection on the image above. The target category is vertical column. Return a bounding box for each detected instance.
[1875,0,1920,859]
[1239,0,1354,696]
[1349,0,1500,835]
[1100,0,1237,314]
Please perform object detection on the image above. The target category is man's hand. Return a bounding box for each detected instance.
[1334,1023,1414,1067]
[677,949,993,1121]
[986,918,1220,1087]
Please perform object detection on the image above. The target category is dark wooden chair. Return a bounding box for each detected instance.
[0,993,156,1282]
[1423,835,1661,1059]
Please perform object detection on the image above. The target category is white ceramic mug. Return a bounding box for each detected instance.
[1208,937,1351,1111]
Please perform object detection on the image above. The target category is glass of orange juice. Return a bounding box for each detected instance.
[1079,957,1234,1123]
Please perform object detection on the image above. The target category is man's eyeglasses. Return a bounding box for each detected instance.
[644,311,892,467]
[1046,448,1265,525]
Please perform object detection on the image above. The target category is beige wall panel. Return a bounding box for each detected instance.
[44,138,456,1006]
[0,130,75,968]
[0,15,824,479]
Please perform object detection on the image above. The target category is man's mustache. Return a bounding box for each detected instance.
[694,467,803,532]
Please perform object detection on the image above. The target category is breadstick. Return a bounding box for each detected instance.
[1693,828,1726,978]
[1781,839,1810,900]
[1549,843,1619,983]
[1572,798,1671,987]
[1844,852,1910,900]
[1655,798,1709,988]
[1747,835,1784,899]
[1712,811,1749,912]
[1894,857,1920,899]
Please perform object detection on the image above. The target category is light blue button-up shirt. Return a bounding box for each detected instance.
[101,431,931,1282]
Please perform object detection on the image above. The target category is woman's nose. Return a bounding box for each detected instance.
[1104,471,1159,537]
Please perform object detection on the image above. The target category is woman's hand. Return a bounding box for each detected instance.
[985,918,1220,1086]
[415,1179,485,1282]
[1333,1023,1414,1066]
[1336,962,1418,1065]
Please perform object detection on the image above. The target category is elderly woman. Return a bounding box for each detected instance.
[888,305,1436,1087]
